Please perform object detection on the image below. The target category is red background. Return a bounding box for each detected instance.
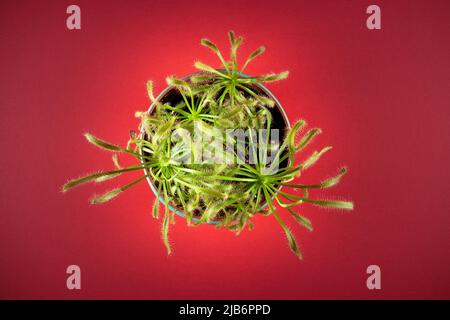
[1,0,449,299]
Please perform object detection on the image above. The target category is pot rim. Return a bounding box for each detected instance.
[139,71,291,225]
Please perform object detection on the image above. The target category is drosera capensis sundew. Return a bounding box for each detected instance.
[62,32,353,259]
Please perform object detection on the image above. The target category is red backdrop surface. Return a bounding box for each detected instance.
[1,0,449,299]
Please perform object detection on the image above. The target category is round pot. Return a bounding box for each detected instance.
[140,72,291,224]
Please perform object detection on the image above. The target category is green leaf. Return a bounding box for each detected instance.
[112,154,122,169]
[152,198,160,219]
[257,71,289,82]
[84,133,125,152]
[166,76,191,92]
[255,95,275,107]
[263,188,303,259]
[200,38,220,53]
[200,38,229,71]
[301,146,332,169]
[90,175,147,204]
[222,105,243,119]
[274,210,303,259]
[320,167,347,188]
[228,31,243,70]
[62,164,145,192]
[288,120,306,150]
[162,212,171,254]
[90,188,121,204]
[194,61,230,78]
[228,31,236,45]
[282,167,348,189]
[92,153,123,181]
[162,183,172,255]
[287,208,313,231]
[147,80,156,102]
[152,117,175,144]
[242,46,266,71]
[302,198,354,210]
[190,73,214,83]
[284,225,302,259]
[94,172,121,183]
[63,171,116,191]
[296,128,321,151]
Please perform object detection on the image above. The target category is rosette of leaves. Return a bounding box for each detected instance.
[62,32,353,259]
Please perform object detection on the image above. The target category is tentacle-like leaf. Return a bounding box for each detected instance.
[112,154,122,169]
[264,188,303,259]
[162,183,172,254]
[287,208,313,231]
[301,198,354,210]
[228,31,243,70]
[146,81,156,103]
[200,38,229,71]
[242,46,266,71]
[256,71,289,82]
[84,133,125,152]
[62,164,145,192]
[288,120,306,150]
[166,76,192,92]
[296,128,321,151]
[90,175,148,204]
[300,146,332,170]
[194,61,230,78]
[152,183,162,219]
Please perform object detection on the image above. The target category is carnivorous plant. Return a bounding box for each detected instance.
[63,32,353,259]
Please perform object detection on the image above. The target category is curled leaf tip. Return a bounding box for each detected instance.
[84,132,93,140]
[90,188,122,204]
[200,38,219,53]
[61,184,70,193]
